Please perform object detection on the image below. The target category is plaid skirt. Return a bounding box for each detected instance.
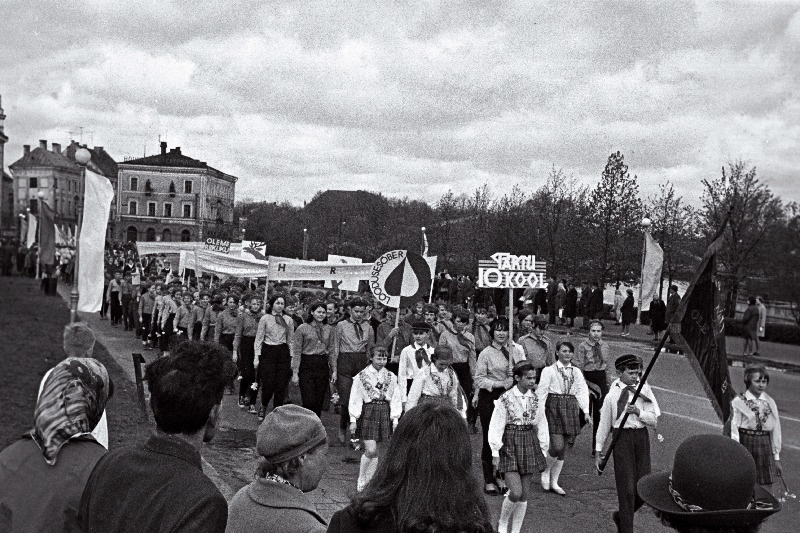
[546,393,582,440]
[359,400,392,442]
[420,394,452,408]
[499,425,547,475]
[739,429,776,485]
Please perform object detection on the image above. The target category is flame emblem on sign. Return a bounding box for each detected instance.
[384,252,432,305]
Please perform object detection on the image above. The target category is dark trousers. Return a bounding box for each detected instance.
[337,351,369,431]
[299,354,330,417]
[192,323,202,341]
[159,314,175,351]
[109,292,122,325]
[141,313,151,342]
[238,336,257,404]
[451,362,476,424]
[478,388,506,483]
[612,428,650,533]
[584,370,609,450]
[121,295,133,329]
[258,343,292,409]
[219,333,234,352]
[100,286,109,317]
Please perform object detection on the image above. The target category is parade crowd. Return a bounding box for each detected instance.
[0,244,785,533]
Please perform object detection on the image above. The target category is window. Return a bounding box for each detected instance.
[39,178,48,188]
[162,228,172,242]
[148,202,156,217]
[29,177,38,188]
[184,180,193,194]
[53,178,58,189]
[54,198,58,212]
[145,228,156,241]
[130,177,138,191]
[129,201,138,216]
[182,204,192,218]
[181,229,191,242]
[126,226,138,243]
[163,203,172,218]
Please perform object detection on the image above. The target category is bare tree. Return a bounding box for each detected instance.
[700,161,783,316]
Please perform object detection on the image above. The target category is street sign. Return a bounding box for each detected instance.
[477,253,548,289]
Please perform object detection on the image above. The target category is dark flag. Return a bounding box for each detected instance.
[39,201,56,266]
[668,233,733,422]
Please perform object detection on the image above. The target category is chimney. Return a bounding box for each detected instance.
[0,94,5,134]
[94,146,103,152]
[52,143,61,154]
[23,145,30,156]
[39,139,47,150]
[160,141,167,155]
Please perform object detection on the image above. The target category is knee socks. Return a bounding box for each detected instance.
[357,454,379,492]
[498,496,528,533]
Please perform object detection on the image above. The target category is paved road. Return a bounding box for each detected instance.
[71,292,798,532]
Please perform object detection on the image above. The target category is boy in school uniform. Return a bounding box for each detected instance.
[397,322,435,406]
[594,354,660,533]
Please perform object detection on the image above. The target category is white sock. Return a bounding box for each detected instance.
[550,459,566,495]
[365,455,379,485]
[541,454,556,490]
[357,454,371,492]
[497,496,516,533]
[510,501,528,533]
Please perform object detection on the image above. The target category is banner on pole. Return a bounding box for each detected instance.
[241,241,267,261]
[39,201,56,266]
[369,250,435,308]
[204,238,231,253]
[195,250,268,277]
[135,241,242,256]
[78,170,115,312]
[477,253,548,289]
[268,256,370,282]
[325,254,362,291]
[641,233,664,304]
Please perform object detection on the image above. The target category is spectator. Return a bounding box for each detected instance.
[638,434,780,533]
[620,289,635,336]
[588,281,604,321]
[565,282,578,329]
[79,341,234,533]
[756,296,767,340]
[742,297,760,357]
[226,405,329,533]
[327,403,493,532]
[649,293,667,342]
[0,356,113,533]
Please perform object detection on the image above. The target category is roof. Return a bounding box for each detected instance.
[64,142,118,178]
[121,147,211,170]
[9,147,78,171]
[2,170,11,182]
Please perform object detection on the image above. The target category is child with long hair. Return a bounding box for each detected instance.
[731,365,782,490]
[490,361,548,533]
[348,345,402,492]
[536,340,591,496]
[405,346,464,416]
[254,293,296,420]
[328,402,493,532]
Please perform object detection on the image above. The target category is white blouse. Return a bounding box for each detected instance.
[348,365,402,424]
[405,365,465,418]
[488,387,549,458]
[398,343,434,401]
[731,390,782,460]
[536,360,590,415]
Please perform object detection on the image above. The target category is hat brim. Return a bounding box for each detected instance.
[637,471,780,527]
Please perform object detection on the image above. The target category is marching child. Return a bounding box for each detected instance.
[490,361,548,533]
[397,321,434,406]
[349,345,402,492]
[405,346,465,417]
[594,354,660,533]
[536,340,591,496]
[731,365,782,490]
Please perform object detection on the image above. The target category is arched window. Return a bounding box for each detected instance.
[126,226,138,243]
[145,228,156,242]
[180,229,191,242]
[162,228,172,242]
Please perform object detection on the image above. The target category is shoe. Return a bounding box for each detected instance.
[484,483,500,496]
[237,396,246,408]
[249,404,257,414]
[257,406,266,421]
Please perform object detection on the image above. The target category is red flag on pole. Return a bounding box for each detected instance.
[39,201,56,266]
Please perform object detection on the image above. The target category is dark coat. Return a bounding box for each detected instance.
[621,295,636,326]
[327,507,395,533]
[666,293,680,322]
[588,287,604,318]
[649,299,667,332]
[565,288,578,318]
[226,477,326,533]
[0,436,106,533]
[80,434,227,533]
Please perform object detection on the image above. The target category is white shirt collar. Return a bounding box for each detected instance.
[556,360,572,369]
[744,390,764,401]
[511,387,535,398]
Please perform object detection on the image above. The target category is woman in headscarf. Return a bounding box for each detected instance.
[0,357,113,532]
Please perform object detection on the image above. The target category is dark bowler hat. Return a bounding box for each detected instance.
[637,434,779,527]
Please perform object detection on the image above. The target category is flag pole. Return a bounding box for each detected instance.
[597,208,733,475]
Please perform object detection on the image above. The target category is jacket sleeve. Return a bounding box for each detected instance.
[291,325,304,376]
[595,389,614,453]
[348,376,365,423]
[488,398,507,457]
[233,314,244,352]
[405,371,424,411]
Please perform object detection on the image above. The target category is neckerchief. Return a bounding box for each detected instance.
[558,364,575,394]
[617,384,652,419]
[353,320,364,341]
[273,313,291,342]
[314,322,326,345]
[740,393,772,431]
[455,330,474,352]
[264,473,292,486]
[415,346,430,368]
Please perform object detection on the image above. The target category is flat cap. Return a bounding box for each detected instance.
[615,354,640,370]
[256,405,327,464]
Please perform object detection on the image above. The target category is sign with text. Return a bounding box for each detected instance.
[477,253,548,289]
[204,238,230,253]
[370,250,434,308]
[325,254,363,291]
[267,256,372,282]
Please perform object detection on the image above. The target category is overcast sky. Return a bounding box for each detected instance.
[1,0,798,206]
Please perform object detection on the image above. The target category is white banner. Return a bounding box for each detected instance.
[268,256,371,282]
[135,241,242,256]
[325,254,362,291]
[26,214,37,247]
[78,170,115,313]
[641,232,664,306]
[194,249,269,277]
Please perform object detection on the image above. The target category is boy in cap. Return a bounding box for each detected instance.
[595,354,660,533]
[226,405,328,533]
[397,321,434,406]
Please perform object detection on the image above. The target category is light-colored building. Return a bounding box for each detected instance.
[116,142,237,243]
[8,139,117,238]
[0,95,15,239]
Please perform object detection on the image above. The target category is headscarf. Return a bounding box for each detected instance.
[32,357,111,466]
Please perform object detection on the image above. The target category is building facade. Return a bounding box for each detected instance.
[0,95,15,239]
[116,142,237,243]
[8,139,117,239]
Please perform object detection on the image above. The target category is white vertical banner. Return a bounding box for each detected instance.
[26,214,37,247]
[641,232,664,305]
[325,254,362,291]
[78,170,114,312]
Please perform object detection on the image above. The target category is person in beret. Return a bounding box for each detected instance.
[226,405,329,533]
[638,434,780,533]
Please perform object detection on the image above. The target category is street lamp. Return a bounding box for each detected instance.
[69,147,91,324]
[637,217,652,324]
[302,228,308,260]
[420,226,427,256]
